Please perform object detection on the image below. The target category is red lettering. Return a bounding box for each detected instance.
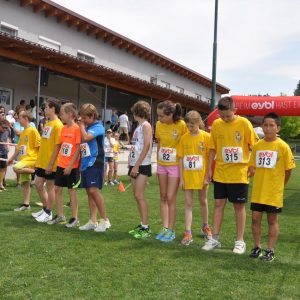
[258,151,273,158]
[225,148,239,154]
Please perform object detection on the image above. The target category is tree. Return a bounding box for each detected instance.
[279,117,300,140]
[294,80,300,96]
[279,81,300,140]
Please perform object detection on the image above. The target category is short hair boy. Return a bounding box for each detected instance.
[202,96,258,254]
[248,112,295,261]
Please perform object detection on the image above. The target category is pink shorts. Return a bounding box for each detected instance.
[157,164,180,178]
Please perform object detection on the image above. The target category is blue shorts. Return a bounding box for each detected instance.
[80,166,103,189]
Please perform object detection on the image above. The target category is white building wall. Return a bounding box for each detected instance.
[0,0,221,102]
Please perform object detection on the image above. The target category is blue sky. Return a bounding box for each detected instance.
[53,0,300,96]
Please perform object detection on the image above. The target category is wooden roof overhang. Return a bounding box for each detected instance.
[17,0,229,95]
[0,32,210,112]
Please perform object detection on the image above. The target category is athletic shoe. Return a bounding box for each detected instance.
[155,228,168,240]
[249,247,262,258]
[202,238,221,251]
[129,224,142,235]
[47,215,66,225]
[133,227,151,239]
[260,249,275,262]
[108,181,114,186]
[14,204,31,212]
[32,209,44,218]
[233,240,246,254]
[94,218,111,232]
[16,183,21,189]
[35,211,52,223]
[181,233,193,246]
[160,229,175,242]
[79,220,98,231]
[65,218,80,228]
[104,181,108,186]
[113,180,120,184]
[201,226,213,239]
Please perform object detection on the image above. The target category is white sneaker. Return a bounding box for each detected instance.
[35,211,52,223]
[79,220,98,231]
[14,204,31,212]
[108,181,114,186]
[32,209,44,218]
[94,218,111,232]
[202,238,221,251]
[233,240,246,254]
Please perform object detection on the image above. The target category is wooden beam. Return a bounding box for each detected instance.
[57,13,70,24]
[33,3,48,13]
[20,0,38,7]
[45,8,59,18]
[67,18,80,28]
[87,27,99,36]
[77,23,89,32]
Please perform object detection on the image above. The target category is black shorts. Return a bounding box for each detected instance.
[105,157,114,163]
[35,168,56,180]
[214,181,248,203]
[128,165,152,177]
[251,203,282,213]
[0,154,7,168]
[54,167,80,189]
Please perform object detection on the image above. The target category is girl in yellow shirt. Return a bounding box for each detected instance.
[178,111,212,245]
[155,100,187,242]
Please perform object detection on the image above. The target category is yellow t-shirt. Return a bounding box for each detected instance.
[155,119,187,165]
[249,138,295,207]
[113,141,120,161]
[178,130,210,189]
[17,126,40,164]
[210,115,258,183]
[36,118,63,171]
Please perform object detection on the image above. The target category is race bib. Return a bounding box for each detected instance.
[222,147,243,163]
[80,143,91,158]
[19,145,27,156]
[256,150,277,168]
[158,147,176,163]
[129,145,137,164]
[42,126,53,139]
[183,155,203,170]
[61,143,73,157]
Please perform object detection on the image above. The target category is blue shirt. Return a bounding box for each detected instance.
[80,121,105,171]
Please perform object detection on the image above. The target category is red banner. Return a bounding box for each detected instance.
[208,96,300,127]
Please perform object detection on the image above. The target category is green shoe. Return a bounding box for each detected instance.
[134,227,151,239]
[129,224,142,235]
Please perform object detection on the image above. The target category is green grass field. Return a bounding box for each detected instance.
[0,167,299,300]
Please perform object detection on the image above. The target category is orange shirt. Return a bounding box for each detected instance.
[57,124,81,169]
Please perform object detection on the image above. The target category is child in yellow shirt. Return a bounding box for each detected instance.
[178,111,212,245]
[248,112,295,262]
[202,96,258,254]
[8,111,40,211]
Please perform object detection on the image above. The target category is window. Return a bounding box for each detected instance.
[150,77,157,84]
[38,36,61,51]
[161,80,170,89]
[176,86,184,94]
[0,21,18,37]
[195,94,202,101]
[77,50,95,63]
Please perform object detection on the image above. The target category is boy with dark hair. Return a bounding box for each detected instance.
[32,99,63,222]
[202,96,258,254]
[248,112,295,261]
